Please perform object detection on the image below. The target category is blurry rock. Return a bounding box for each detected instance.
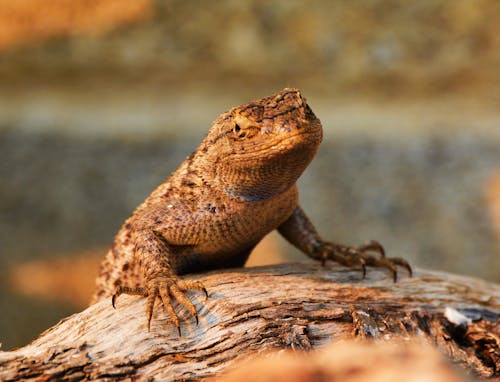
[1,1,499,97]
[485,172,500,245]
[0,0,152,50]
[246,232,286,267]
[7,235,285,308]
[8,248,103,308]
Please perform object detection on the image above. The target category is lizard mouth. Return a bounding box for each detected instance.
[232,127,323,158]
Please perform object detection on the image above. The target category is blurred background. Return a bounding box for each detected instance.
[1,0,499,350]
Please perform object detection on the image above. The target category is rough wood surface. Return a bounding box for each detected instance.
[0,263,499,381]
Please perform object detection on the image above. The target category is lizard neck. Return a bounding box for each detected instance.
[211,137,318,202]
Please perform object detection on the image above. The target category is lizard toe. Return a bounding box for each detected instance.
[138,275,206,333]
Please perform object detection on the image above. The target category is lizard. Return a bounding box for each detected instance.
[91,88,412,333]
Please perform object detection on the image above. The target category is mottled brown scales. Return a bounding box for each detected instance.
[92,88,411,332]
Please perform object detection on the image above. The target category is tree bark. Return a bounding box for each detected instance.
[0,263,498,381]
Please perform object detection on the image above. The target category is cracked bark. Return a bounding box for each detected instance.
[0,263,498,381]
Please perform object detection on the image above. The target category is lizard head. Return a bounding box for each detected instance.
[200,88,323,201]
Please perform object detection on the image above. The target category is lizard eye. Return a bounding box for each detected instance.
[233,123,247,138]
[232,116,257,139]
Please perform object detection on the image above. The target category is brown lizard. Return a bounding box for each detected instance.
[92,88,411,333]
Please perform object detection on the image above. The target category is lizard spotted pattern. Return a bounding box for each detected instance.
[92,88,411,333]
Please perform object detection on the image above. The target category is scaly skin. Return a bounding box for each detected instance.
[92,88,411,332]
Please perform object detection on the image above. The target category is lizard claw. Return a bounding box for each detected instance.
[386,257,413,277]
[111,285,147,309]
[319,241,411,281]
[356,240,386,257]
[111,278,207,333]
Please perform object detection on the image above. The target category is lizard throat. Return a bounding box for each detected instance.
[219,137,320,202]
[225,183,294,202]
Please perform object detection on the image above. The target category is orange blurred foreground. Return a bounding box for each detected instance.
[213,340,466,382]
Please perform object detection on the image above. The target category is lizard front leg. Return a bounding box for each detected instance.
[112,229,207,333]
[278,207,412,281]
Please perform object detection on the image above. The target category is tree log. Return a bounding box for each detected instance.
[0,263,498,381]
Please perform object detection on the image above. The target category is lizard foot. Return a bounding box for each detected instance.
[112,277,208,334]
[318,240,412,282]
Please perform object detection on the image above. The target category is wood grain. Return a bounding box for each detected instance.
[0,263,498,380]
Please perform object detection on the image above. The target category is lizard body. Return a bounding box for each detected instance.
[92,88,411,331]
